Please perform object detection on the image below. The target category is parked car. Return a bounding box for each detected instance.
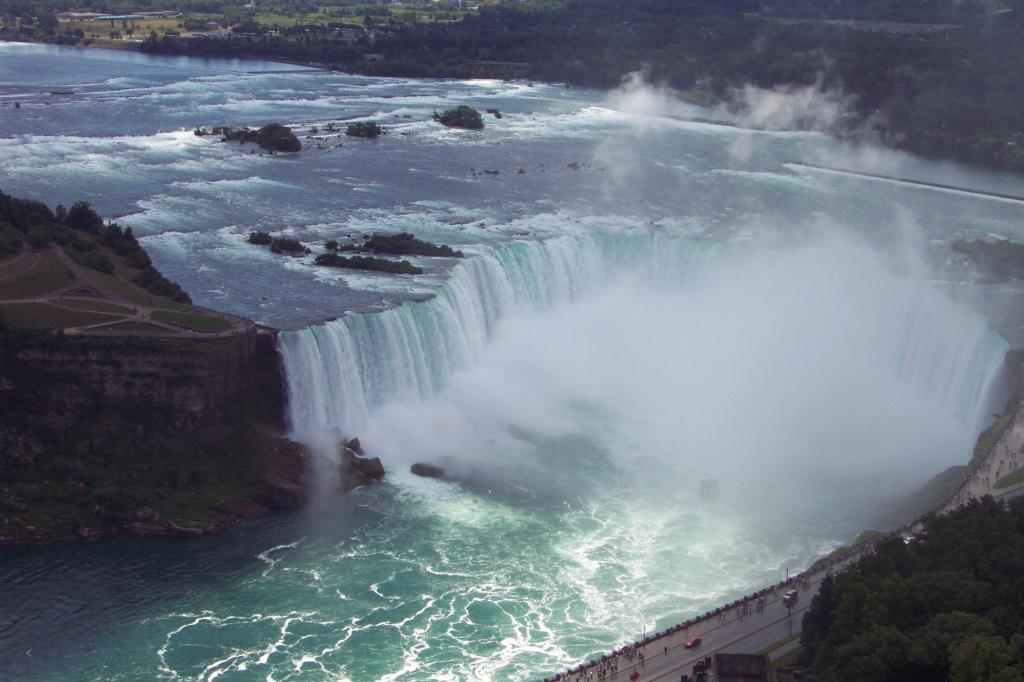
[684,637,702,649]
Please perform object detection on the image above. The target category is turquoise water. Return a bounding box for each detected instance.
[0,42,1021,681]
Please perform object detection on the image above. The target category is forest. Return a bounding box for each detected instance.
[800,497,1024,682]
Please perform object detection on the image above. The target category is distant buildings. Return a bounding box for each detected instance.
[56,10,180,22]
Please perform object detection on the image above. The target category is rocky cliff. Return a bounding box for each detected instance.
[0,329,309,543]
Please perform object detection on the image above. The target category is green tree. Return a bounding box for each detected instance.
[65,201,103,234]
[950,635,1024,682]
[26,224,52,249]
[829,624,911,682]
[0,223,22,255]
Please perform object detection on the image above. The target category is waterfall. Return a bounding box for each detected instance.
[279,233,1008,443]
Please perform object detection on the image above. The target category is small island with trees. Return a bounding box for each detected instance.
[344,232,464,258]
[345,121,384,139]
[195,123,301,153]
[315,252,422,275]
[248,231,311,255]
[433,106,484,131]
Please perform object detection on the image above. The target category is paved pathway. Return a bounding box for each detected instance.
[943,404,1024,511]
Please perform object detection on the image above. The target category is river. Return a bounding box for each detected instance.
[0,42,1021,681]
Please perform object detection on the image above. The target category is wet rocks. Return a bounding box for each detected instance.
[411,463,446,479]
[340,441,385,490]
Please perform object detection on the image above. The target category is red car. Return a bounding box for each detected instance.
[684,637,702,649]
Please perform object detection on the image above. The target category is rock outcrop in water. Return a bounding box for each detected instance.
[411,463,446,479]
[340,441,385,489]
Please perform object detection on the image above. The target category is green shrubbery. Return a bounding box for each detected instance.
[361,232,463,257]
[346,121,384,138]
[0,223,20,255]
[71,249,115,274]
[315,252,422,274]
[270,237,309,255]
[134,267,192,304]
[200,123,302,152]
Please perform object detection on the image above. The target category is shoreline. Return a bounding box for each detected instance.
[4,37,1023,177]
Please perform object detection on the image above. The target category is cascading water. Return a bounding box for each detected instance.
[281,234,720,438]
[281,232,1007,450]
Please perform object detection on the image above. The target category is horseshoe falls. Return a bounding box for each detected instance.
[267,231,1009,681]
[2,43,1021,682]
[281,233,1006,448]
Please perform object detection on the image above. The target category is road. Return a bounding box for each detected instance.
[547,552,864,682]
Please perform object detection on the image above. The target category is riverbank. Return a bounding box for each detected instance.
[6,8,1024,176]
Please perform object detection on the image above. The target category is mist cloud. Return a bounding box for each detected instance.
[724,80,855,133]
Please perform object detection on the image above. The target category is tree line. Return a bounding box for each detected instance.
[801,497,1024,681]
[127,0,1024,171]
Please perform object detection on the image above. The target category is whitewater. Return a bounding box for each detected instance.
[1,42,1022,681]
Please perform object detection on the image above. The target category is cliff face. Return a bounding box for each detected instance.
[0,330,309,544]
[2,329,285,441]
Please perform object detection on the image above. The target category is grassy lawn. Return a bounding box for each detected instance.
[771,646,804,675]
[89,270,192,311]
[995,467,1024,490]
[0,302,124,329]
[0,252,74,299]
[758,633,801,657]
[151,309,233,333]
[0,253,37,280]
[56,297,135,315]
[971,409,1016,466]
